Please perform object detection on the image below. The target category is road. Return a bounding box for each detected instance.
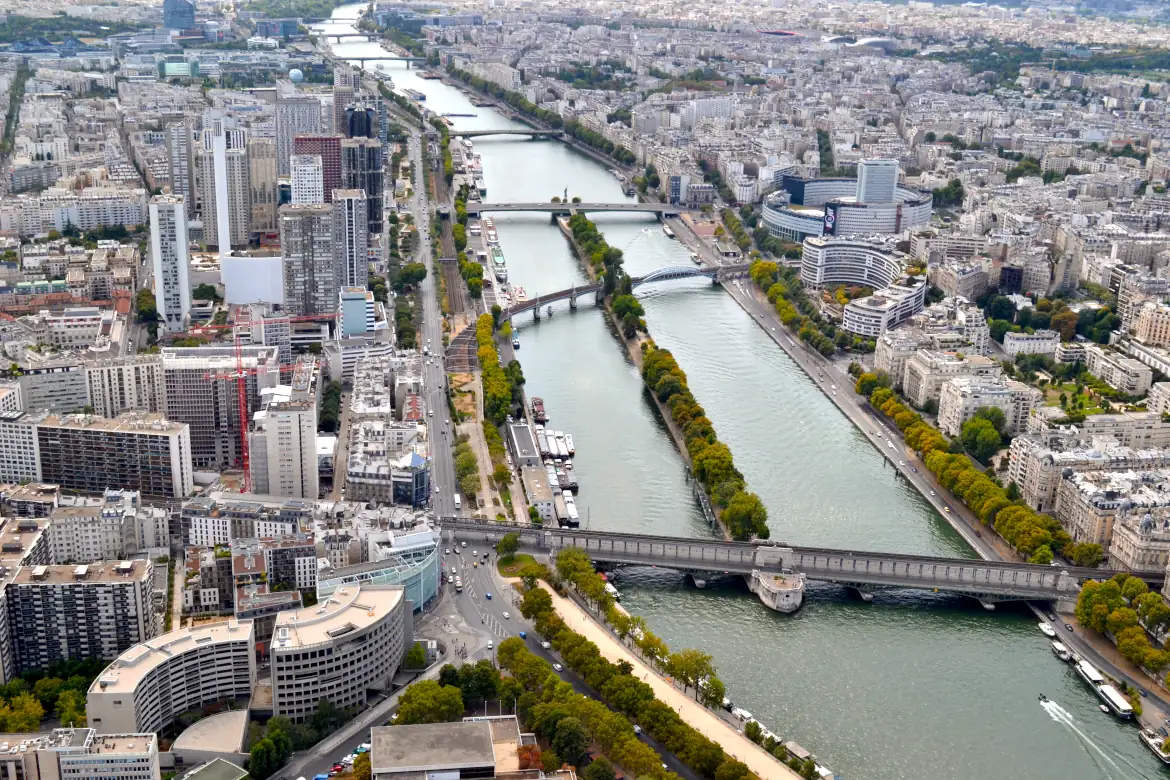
[405,129,459,520]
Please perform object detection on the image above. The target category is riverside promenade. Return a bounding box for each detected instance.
[539,583,802,779]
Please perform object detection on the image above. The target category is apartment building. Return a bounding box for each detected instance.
[48,490,168,564]
[339,137,383,234]
[161,346,281,468]
[1135,301,1170,347]
[87,620,257,734]
[937,376,1041,438]
[1107,492,1170,576]
[275,92,323,176]
[180,493,312,546]
[249,362,319,499]
[149,194,192,333]
[290,154,325,204]
[1149,382,1170,416]
[1085,344,1153,396]
[85,356,166,418]
[0,729,161,780]
[7,560,156,673]
[280,203,338,317]
[270,584,409,722]
[35,412,193,499]
[0,410,42,484]
[1002,329,1060,358]
[901,350,1002,408]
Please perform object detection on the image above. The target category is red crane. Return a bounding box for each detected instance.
[187,310,338,493]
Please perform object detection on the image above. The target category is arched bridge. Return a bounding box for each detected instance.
[502,263,751,321]
[437,520,1153,610]
[466,201,681,217]
[456,130,564,139]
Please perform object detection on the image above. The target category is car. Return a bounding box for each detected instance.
[552,663,563,672]
[487,640,494,650]
[1065,623,1074,632]
[541,640,551,649]
[332,764,345,772]
[519,631,526,639]
[435,485,440,493]
[944,506,951,512]
[472,561,477,568]
[899,460,905,466]
[502,611,510,619]
[428,410,434,417]
[447,575,453,584]
[485,592,492,600]
[929,490,936,496]
[461,541,467,547]
[633,724,642,735]
[887,442,895,449]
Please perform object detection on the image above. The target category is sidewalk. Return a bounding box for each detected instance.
[538,583,800,779]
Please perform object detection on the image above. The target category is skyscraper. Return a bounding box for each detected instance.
[275,92,322,176]
[340,137,383,234]
[248,136,278,235]
[164,120,197,218]
[293,135,341,203]
[162,0,195,30]
[290,154,324,204]
[198,118,251,251]
[856,159,899,204]
[344,104,376,139]
[280,203,338,316]
[332,189,369,289]
[149,194,192,334]
[332,65,358,134]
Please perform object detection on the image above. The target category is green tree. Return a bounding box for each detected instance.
[973,406,1006,434]
[552,716,589,767]
[960,416,1002,462]
[7,692,43,731]
[248,738,277,779]
[582,756,616,780]
[403,642,427,669]
[666,648,716,695]
[1029,544,1053,565]
[353,752,371,780]
[496,532,520,560]
[395,679,464,724]
[55,689,86,726]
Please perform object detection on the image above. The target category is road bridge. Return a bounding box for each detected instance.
[438,520,1148,611]
[455,130,565,139]
[321,33,381,42]
[466,201,681,217]
[502,263,751,321]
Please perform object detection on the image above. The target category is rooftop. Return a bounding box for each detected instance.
[371,721,496,774]
[271,584,403,651]
[37,412,186,435]
[90,620,255,695]
[10,560,148,586]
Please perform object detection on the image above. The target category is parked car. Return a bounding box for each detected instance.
[552,663,563,672]
[541,641,551,649]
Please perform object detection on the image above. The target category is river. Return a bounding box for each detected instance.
[320,6,1161,777]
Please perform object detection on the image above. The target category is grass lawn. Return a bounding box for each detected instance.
[497,553,537,577]
[1042,381,1105,415]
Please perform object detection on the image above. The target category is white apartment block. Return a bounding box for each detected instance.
[937,376,1041,438]
[149,194,192,333]
[290,154,324,204]
[48,490,167,564]
[270,584,409,722]
[250,397,319,499]
[88,620,257,734]
[0,383,21,414]
[7,561,157,674]
[0,410,41,484]
[1149,382,1170,417]
[1085,344,1153,396]
[901,349,1002,408]
[276,93,322,176]
[199,121,251,250]
[1002,329,1060,358]
[33,306,111,348]
[333,188,369,289]
[0,729,160,780]
[85,356,166,418]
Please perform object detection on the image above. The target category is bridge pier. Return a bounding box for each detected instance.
[569,290,577,311]
[533,307,540,322]
[846,585,875,602]
[686,572,708,589]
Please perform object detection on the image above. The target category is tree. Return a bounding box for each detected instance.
[55,689,86,726]
[7,692,43,731]
[248,738,277,779]
[395,679,464,724]
[973,406,1006,435]
[667,648,716,695]
[582,756,616,780]
[552,716,589,767]
[438,663,461,688]
[960,416,1001,462]
[496,532,520,560]
[403,642,427,669]
[1029,544,1053,565]
[353,752,371,780]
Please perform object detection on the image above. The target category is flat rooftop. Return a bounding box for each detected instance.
[10,560,147,586]
[91,733,156,755]
[271,584,403,652]
[37,412,185,435]
[90,620,254,695]
[371,721,495,774]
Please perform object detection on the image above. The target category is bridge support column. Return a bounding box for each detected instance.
[977,599,997,611]
[686,572,708,589]
[569,291,577,311]
[533,307,541,322]
[846,585,875,602]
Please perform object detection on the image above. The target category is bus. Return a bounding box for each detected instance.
[453,494,462,511]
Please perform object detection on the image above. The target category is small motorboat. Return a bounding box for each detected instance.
[1038,694,1048,702]
[1100,705,1110,713]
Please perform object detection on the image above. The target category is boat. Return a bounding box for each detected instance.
[1038,622,1057,638]
[531,397,548,423]
[690,252,701,265]
[564,433,575,455]
[1140,729,1170,764]
[748,570,805,613]
[490,246,507,281]
[1097,684,1135,719]
[475,177,487,196]
[553,431,568,459]
[1037,693,1048,702]
[1099,704,1110,713]
[563,494,580,527]
[403,87,427,102]
[662,223,676,239]
[604,582,621,601]
[1049,641,1072,662]
[512,336,520,349]
[1075,659,1106,688]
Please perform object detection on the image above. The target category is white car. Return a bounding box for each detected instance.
[502,611,510,619]
[444,548,450,554]
[487,640,494,650]
[552,663,563,672]
[540,641,551,649]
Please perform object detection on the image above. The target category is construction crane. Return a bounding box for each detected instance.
[185,310,338,494]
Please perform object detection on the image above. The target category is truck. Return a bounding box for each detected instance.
[453,494,462,511]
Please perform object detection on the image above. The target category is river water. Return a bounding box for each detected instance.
[322,6,1160,777]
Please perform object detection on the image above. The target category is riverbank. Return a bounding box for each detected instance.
[538,582,803,779]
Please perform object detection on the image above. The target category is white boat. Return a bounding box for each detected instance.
[1038,622,1057,638]
[1075,659,1106,687]
[564,433,575,455]
[1097,684,1134,719]
[1050,641,1072,662]
[662,223,676,239]
[1140,729,1170,764]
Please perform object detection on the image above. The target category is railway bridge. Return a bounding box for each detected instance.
[437,520,1144,612]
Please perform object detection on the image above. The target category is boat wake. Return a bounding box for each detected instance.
[1040,699,1151,778]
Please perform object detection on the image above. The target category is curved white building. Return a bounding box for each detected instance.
[87,620,257,735]
[801,236,926,337]
[761,165,932,242]
[270,584,409,721]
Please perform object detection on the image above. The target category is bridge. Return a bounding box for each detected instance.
[503,263,752,321]
[466,201,682,217]
[456,130,565,139]
[438,520,1147,611]
[345,55,427,68]
[321,33,381,42]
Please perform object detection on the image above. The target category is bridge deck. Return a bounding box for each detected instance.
[438,520,1152,600]
[465,202,682,214]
